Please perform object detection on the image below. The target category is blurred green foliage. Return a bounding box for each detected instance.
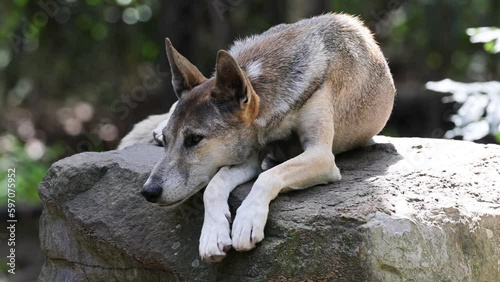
[0,135,64,205]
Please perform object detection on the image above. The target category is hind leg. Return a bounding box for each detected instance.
[152,101,178,145]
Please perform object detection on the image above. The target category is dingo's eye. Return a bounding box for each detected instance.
[184,134,204,148]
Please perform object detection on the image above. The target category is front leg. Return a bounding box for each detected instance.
[199,152,260,262]
[232,89,341,251]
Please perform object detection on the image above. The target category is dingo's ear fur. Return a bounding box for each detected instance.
[212,50,259,124]
[165,38,206,97]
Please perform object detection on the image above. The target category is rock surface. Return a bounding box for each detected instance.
[38,136,500,281]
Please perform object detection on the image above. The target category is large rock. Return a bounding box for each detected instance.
[38,136,500,281]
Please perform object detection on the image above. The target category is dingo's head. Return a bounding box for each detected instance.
[141,38,259,207]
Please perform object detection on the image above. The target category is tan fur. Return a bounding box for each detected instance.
[125,13,395,262]
[239,75,260,126]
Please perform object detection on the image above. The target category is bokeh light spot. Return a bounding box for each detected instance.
[74,102,94,122]
[0,49,12,69]
[123,7,139,25]
[137,5,152,22]
[98,123,119,141]
[64,118,83,136]
[17,119,35,141]
[25,139,46,160]
[0,135,17,154]
[56,107,73,125]
[116,0,132,6]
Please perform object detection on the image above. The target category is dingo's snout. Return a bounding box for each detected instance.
[141,184,162,203]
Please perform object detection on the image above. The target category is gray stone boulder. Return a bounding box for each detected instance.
[38,136,500,281]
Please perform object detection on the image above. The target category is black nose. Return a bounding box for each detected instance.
[141,185,163,203]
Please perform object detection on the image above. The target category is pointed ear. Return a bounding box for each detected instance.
[212,50,259,124]
[165,38,206,97]
[212,50,250,104]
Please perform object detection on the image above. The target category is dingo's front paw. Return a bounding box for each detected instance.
[199,209,232,262]
[231,201,269,251]
[152,118,169,146]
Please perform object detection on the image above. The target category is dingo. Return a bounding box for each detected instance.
[120,13,395,262]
